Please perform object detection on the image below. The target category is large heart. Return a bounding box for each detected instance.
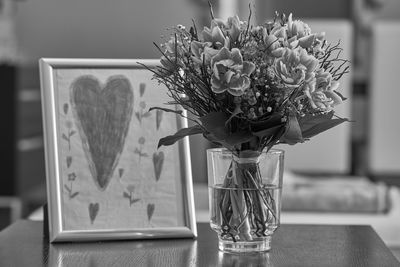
[71,75,133,191]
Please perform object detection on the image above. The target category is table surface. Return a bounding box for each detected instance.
[0,220,398,267]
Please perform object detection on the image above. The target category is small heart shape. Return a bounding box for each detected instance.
[66,156,72,168]
[139,83,146,97]
[88,203,99,224]
[147,203,155,221]
[156,110,163,130]
[152,152,164,182]
[63,103,69,115]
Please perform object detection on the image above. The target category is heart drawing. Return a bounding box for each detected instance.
[152,152,164,182]
[88,202,99,224]
[71,75,133,191]
[156,110,163,130]
[147,203,155,221]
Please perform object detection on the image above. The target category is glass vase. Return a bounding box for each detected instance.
[207,148,284,253]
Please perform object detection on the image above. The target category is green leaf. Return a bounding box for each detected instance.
[280,113,304,145]
[298,112,334,133]
[132,198,140,204]
[252,124,285,138]
[334,90,347,101]
[250,114,283,132]
[199,112,230,140]
[149,107,183,116]
[158,125,204,148]
[123,192,130,199]
[302,117,348,139]
[70,192,79,199]
[62,134,69,141]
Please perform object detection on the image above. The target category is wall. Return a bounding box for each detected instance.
[14,0,200,63]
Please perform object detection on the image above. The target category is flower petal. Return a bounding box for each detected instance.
[298,34,316,48]
[265,35,279,50]
[211,75,226,93]
[325,90,343,106]
[190,41,203,58]
[211,47,230,67]
[203,47,219,64]
[271,48,285,57]
[201,27,213,42]
[224,70,234,83]
[230,48,243,65]
[212,26,226,46]
[242,61,256,76]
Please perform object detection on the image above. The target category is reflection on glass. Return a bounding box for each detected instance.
[218,251,274,267]
[48,238,197,267]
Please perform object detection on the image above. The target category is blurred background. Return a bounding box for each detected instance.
[0,0,399,258]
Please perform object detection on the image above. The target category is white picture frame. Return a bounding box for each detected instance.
[39,58,196,242]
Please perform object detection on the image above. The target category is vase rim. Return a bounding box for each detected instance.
[207,147,284,155]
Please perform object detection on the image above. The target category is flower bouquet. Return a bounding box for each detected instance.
[143,6,349,252]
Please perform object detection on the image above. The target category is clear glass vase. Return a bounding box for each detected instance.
[207,148,284,253]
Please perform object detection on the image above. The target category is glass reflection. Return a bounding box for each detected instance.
[48,239,197,267]
[218,251,274,267]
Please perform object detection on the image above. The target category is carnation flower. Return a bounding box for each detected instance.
[287,14,311,39]
[274,47,318,88]
[224,15,242,42]
[201,20,229,49]
[304,70,343,112]
[190,41,219,65]
[160,37,185,72]
[210,47,255,96]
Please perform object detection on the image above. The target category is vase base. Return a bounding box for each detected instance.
[218,236,272,253]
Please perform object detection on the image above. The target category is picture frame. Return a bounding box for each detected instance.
[39,58,197,242]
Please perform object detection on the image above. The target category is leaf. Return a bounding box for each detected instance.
[132,198,140,204]
[69,130,76,136]
[134,148,141,154]
[142,112,152,118]
[135,112,141,122]
[250,114,283,132]
[158,125,204,148]
[252,124,285,138]
[334,90,347,101]
[70,192,79,199]
[64,184,71,192]
[149,106,183,116]
[298,112,334,133]
[199,112,230,140]
[123,192,130,199]
[62,134,69,141]
[302,117,348,139]
[280,113,304,145]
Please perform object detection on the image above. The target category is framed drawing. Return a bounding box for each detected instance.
[39,58,196,242]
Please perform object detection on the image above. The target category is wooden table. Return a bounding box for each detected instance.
[0,220,398,267]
